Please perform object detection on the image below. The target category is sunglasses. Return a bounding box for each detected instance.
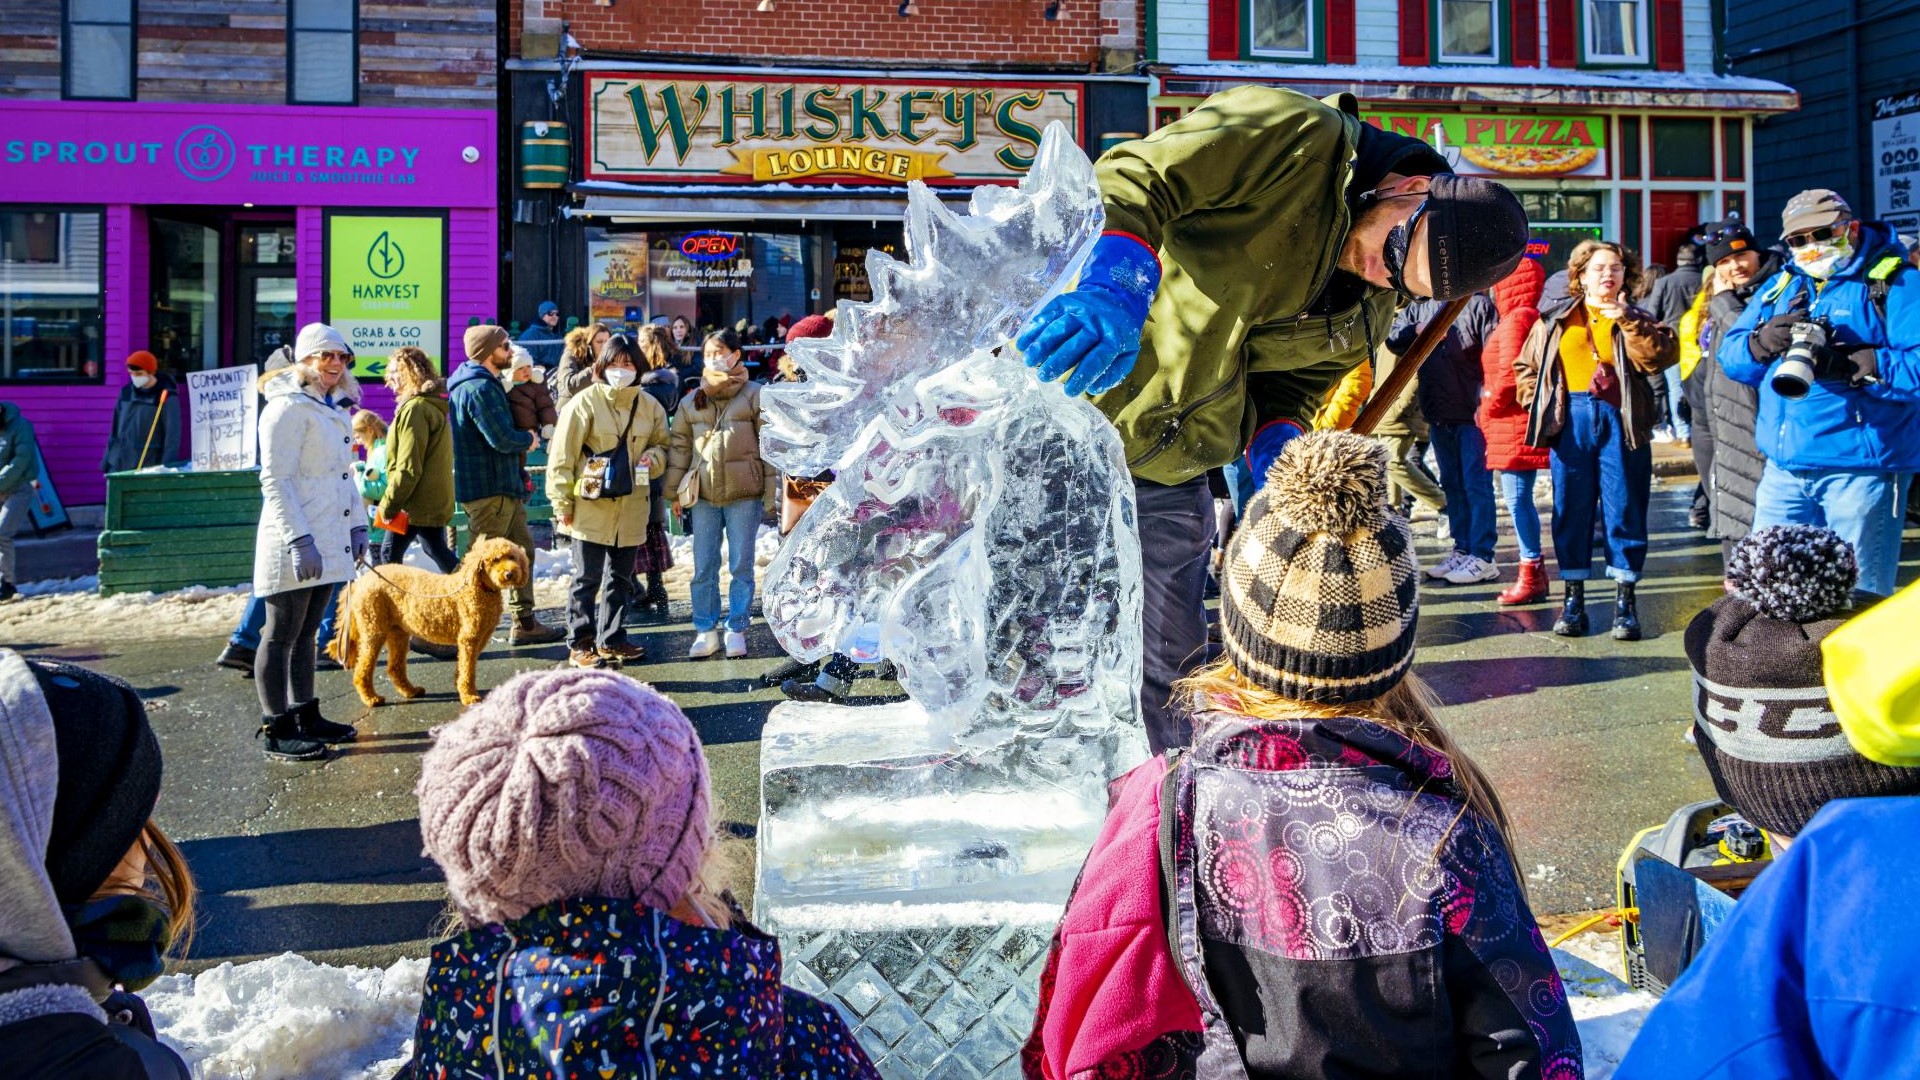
[1784,224,1846,249]
[313,350,351,363]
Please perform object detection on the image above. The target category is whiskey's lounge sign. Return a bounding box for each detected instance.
[585,72,1083,186]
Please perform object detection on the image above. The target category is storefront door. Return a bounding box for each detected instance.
[149,213,297,373]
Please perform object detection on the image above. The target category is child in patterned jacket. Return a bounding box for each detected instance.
[395,668,878,1079]
[1024,431,1583,1080]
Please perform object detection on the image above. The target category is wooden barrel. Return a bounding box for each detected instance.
[519,120,571,189]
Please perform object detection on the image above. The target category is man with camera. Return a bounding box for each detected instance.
[1720,189,1920,596]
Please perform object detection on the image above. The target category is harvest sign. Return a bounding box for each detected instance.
[585,72,1082,185]
[1360,110,1610,179]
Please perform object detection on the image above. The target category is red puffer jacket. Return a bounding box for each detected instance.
[1478,258,1551,472]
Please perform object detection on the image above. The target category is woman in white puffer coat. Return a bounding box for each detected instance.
[251,324,365,762]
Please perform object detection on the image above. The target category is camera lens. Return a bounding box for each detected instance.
[1772,356,1815,399]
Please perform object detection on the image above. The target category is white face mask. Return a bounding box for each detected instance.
[604,367,638,389]
[130,373,154,389]
[1795,236,1853,280]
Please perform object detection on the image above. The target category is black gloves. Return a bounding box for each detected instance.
[1749,313,1802,361]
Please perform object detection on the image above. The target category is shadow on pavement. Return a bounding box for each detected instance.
[1420,653,1692,705]
[189,895,449,961]
[178,819,439,893]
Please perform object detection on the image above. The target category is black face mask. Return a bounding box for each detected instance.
[1381,201,1430,301]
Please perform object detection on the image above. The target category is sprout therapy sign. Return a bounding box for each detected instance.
[325,214,446,377]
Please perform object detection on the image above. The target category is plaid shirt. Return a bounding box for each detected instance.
[447,360,534,503]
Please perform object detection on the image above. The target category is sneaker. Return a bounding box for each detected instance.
[782,678,845,704]
[1426,551,1467,581]
[1650,426,1676,444]
[569,646,607,669]
[1433,516,1452,542]
[724,630,749,658]
[216,642,256,674]
[597,642,646,664]
[1442,555,1501,585]
[689,630,722,659]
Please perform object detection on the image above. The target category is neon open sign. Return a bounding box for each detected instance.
[680,231,741,262]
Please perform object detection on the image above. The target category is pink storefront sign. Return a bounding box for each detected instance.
[0,100,496,208]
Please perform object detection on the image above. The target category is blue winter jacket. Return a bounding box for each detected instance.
[1717,222,1920,471]
[447,359,535,504]
[1613,798,1920,1080]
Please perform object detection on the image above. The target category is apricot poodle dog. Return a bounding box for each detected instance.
[330,536,529,706]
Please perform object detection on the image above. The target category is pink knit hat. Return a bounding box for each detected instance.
[416,669,712,926]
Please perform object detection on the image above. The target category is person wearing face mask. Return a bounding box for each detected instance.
[1014,85,1532,753]
[545,334,669,670]
[1719,189,1920,598]
[0,651,196,1079]
[666,330,777,661]
[1513,240,1679,640]
[101,352,180,474]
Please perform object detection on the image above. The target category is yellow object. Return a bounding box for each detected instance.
[1677,284,1712,381]
[1546,908,1637,949]
[1557,306,1616,393]
[1312,359,1374,431]
[1823,580,1920,767]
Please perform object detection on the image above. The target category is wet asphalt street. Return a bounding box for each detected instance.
[8,473,1918,974]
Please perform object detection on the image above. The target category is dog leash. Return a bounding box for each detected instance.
[348,550,474,601]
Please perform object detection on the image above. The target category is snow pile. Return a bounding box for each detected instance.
[1553,946,1658,1080]
[145,953,426,1080]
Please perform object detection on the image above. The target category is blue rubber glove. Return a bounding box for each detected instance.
[1244,420,1306,496]
[1016,232,1161,397]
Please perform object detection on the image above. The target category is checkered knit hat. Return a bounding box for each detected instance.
[1219,431,1420,704]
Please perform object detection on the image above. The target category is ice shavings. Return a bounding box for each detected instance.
[145,953,427,1080]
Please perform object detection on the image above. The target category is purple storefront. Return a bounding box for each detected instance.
[0,100,498,507]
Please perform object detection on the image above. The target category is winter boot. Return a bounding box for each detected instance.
[1552,581,1588,637]
[294,699,357,744]
[781,678,846,704]
[509,614,566,647]
[1611,581,1642,641]
[0,579,16,602]
[644,572,670,609]
[759,655,821,688]
[257,712,327,762]
[1497,558,1549,606]
[216,642,256,675]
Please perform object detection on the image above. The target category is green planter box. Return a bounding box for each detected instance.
[99,470,263,595]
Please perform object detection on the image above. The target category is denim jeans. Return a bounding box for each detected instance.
[0,487,29,584]
[1499,470,1544,563]
[568,538,637,649]
[689,498,761,633]
[1751,462,1912,596]
[233,583,341,651]
[1662,364,1690,440]
[1135,475,1215,755]
[1550,393,1653,582]
[1429,422,1497,561]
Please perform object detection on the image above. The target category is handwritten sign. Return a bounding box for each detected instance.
[185,365,259,472]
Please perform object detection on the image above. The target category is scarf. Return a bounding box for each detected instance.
[64,895,170,992]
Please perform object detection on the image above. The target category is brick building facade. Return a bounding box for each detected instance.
[0,1,500,507]
[501,0,1148,360]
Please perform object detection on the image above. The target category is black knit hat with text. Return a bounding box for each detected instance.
[1425,174,1531,301]
[1219,431,1420,704]
[1685,526,1920,836]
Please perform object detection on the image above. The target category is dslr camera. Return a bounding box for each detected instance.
[1770,317,1834,400]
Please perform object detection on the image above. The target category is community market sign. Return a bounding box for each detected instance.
[584,72,1082,185]
[1360,110,1609,179]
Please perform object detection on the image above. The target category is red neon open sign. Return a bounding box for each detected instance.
[680,231,740,261]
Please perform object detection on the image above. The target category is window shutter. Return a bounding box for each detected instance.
[1511,0,1540,66]
[1654,0,1684,70]
[1208,0,1241,59]
[1329,0,1357,64]
[1546,0,1576,67]
[1398,0,1430,66]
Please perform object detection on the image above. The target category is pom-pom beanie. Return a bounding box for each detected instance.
[417,669,712,927]
[1219,430,1420,704]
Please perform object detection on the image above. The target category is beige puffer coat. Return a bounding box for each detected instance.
[665,377,775,509]
[546,383,669,548]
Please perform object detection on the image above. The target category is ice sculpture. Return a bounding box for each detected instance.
[754,123,1148,1078]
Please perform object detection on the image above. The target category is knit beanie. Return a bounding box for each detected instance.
[125,351,158,375]
[464,324,510,364]
[293,322,351,363]
[785,314,834,342]
[1219,430,1420,704]
[417,669,712,927]
[1423,174,1530,301]
[1685,526,1920,836]
[28,659,164,907]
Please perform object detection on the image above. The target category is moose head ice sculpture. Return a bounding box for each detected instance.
[759,122,1143,757]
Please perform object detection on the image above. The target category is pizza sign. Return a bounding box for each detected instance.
[1362,110,1609,179]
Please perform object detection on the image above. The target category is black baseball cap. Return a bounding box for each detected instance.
[1424,174,1530,301]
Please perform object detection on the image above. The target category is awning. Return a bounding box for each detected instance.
[1152,63,1799,114]
[566,180,973,223]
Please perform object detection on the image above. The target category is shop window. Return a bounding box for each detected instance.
[63,0,135,101]
[1,209,104,384]
[1250,0,1318,59]
[1721,118,1746,181]
[1619,116,1642,179]
[149,218,220,375]
[1621,190,1644,255]
[1437,0,1499,63]
[1650,117,1714,180]
[1517,191,1603,275]
[1583,0,1646,65]
[290,0,358,105]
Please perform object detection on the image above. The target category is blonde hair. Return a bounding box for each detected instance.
[1175,660,1525,892]
[385,347,440,400]
[351,409,387,445]
[563,325,599,363]
[636,325,675,371]
[1566,239,1644,303]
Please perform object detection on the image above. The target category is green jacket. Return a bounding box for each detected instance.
[379,393,456,528]
[0,402,39,497]
[1094,87,1399,484]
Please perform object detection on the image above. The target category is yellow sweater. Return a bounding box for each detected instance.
[1558,305,1617,392]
